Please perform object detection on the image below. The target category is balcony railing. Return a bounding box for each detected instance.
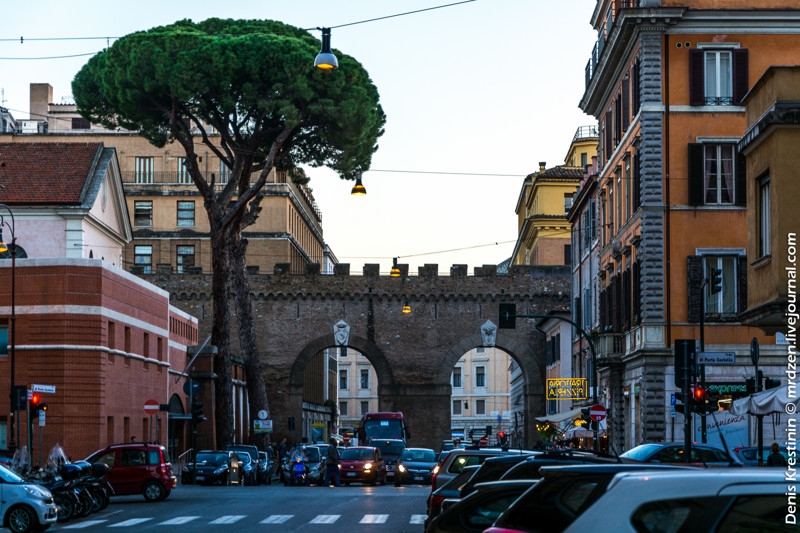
[585,0,642,89]
[595,333,625,367]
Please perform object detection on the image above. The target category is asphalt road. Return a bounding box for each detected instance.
[49,482,430,532]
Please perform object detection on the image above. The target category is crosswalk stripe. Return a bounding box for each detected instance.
[109,518,153,527]
[360,514,389,524]
[310,514,341,524]
[260,515,294,524]
[209,515,246,524]
[410,514,427,524]
[159,516,201,525]
[62,520,109,529]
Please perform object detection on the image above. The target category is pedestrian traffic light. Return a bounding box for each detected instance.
[709,268,723,294]
[691,385,708,413]
[499,303,516,329]
[191,397,205,424]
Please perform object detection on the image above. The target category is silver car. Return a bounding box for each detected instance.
[0,464,58,533]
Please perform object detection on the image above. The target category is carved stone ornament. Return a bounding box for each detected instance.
[480,320,497,347]
[334,320,350,346]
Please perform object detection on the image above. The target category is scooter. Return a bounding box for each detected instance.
[283,457,308,486]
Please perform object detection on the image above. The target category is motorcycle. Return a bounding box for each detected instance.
[283,456,308,486]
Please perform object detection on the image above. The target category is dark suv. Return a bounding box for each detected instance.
[85,443,176,501]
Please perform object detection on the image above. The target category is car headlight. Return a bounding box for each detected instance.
[214,467,227,475]
[364,462,373,471]
[24,485,50,499]
[398,465,406,473]
[432,465,440,475]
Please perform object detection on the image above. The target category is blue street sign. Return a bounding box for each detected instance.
[671,393,676,406]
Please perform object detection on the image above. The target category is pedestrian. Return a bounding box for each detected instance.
[323,437,341,487]
[766,442,787,467]
[278,437,287,461]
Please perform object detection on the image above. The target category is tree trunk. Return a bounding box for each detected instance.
[209,223,234,448]
[231,231,271,448]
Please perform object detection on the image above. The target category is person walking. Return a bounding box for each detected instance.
[323,437,341,487]
[766,442,787,467]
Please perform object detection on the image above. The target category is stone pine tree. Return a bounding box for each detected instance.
[72,18,385,448]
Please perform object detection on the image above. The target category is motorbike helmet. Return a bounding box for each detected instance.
[59,463,83,480]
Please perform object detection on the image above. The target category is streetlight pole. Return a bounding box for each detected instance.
[0,204,17,452]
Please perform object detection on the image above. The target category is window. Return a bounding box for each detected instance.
[360,401,369,416]
[452,400,462,415]
[452,368,462,388]
[616,171,622,228]
[689,48,748,106]
[339,369,348,390]
[475,347,486,355]
[133,201,152,227]
[71,117,90,130]
[360,369,369,389]
[0,324,7,356]
[135,156,154,184]
[476,399,486,415]
[339,402,347,417]
[704,256,737,316]
[177,201,195,227]
[176,246,195,273]
[581,152,588,168]
[219,160,230,184]
[177,157,191,184]
[475,367,486,388]
[564,193,574,214]
[759,175,770,258]
[134,245,152,274]
[687,143,744,207]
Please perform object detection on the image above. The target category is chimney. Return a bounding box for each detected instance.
[30,83,53,122]
[539,162,546,173]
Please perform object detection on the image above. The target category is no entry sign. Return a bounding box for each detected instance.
[144,399,160,416]
[589,404,607,422]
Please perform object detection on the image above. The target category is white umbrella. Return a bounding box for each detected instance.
[730,384,799,416]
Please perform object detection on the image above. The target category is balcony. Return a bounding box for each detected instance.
[595,333,624,367]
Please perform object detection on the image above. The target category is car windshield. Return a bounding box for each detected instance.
[619,444,663,461]
[374,440,405,455]
[305,448,321,462]
[239,454,252,465]
[341,448,374,461]
[0,464,24,484]
[196,452,227,465]
[402,449,436,462]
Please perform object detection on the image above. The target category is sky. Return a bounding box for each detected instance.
[0,0,598,275]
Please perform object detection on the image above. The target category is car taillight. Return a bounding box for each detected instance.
[483,528,527,533]
[430,494,444,510]
[159,463,169,476]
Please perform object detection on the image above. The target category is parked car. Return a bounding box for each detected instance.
[302,445,326,486]
[181,450,245,486]
[394,448,437,486]
[427,479,537,533]
[226,444,263,485]
[734,445,789,466]
[486,463,694,533]
[84,443,176,501]
[371,439,406,482]
[619,442,742,466]
[499,449,630,481]
[561,469,790,532]
[237,453,258,486]
[432,447,535,492]
[0,463,58,533]
[339,446,386,486]
[257,451,273,484]
[426,465,480,530]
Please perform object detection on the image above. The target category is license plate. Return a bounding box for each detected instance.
[346,472,357,477]
[196,476,205,481]
[414,476,424,481]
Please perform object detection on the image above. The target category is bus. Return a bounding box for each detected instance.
[358,412,410,443]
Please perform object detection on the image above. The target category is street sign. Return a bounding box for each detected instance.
[258,409,268,420]
[183,380,200,397]
[32,384,56,394]
[589,404,607,422]
[698,351,736,365]
[144,399,160,415]
[750,337,760,366]
[671,393,676,406]
[38,410,46,427]
[343,435,351,443]
[253,420,273,434]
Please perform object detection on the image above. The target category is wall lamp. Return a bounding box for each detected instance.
[314,27,339,70]
[402,297,411,314]
[351,170,366,196]
[390,257,401,278]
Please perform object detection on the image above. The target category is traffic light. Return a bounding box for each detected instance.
[485,425,492,436]
[691,385,708,414]
[704,391,719,414]
[499,303,516,329]
[709,268,723,295]
[498,431,508,447]
[765,377,781,390]
[191,397,205,424]
[288,416,295,431]
[30,393,43,412]
[746,377,756,394]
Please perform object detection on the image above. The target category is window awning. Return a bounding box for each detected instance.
[534,407,584,423]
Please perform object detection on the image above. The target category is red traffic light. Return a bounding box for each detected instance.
[31,393,41,406]
[692,386,707,403]
[498,431,505,438]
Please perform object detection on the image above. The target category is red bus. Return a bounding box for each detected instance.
[358,412,410,443]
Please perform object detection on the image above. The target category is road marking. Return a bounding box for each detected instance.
[209,515,246,524]
[360,514,389,524]
[109,518,153,527]
[261,515,294,524]
[310,515,341,524]
[410,514,427,524]
[159,516,201,525]
[62,520,109,529]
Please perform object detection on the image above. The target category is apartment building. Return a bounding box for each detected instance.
[578,0,799,451]
[337,347,378,436]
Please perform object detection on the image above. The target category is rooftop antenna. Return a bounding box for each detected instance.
[1,88,6,107]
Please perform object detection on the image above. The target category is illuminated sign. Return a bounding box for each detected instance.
[547,378,587,400]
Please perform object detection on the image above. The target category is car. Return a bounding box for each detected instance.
[394,447,437,486]
[85,443,176,501]
[0,463,58,533]
[619,442,743,466]
[257,451,273,484]
[734,445,789,466]
[237,453,258,486]
[561,469,790,532]
[425,465,480,529]
[371,439,405,481]
[485,463,695,533]
[181,450,245,486]
[226,444,263,485]
[427,479,537,533]
[499,449,631,481]
[431,447,535,492]
[339,446,386,486]
[302,445,327,485]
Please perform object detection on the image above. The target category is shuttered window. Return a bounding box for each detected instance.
[689,48,748,106]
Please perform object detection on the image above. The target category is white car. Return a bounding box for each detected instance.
[564,469,790,532]
[0,464,58,533]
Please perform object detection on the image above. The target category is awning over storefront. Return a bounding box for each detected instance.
[534,407,584,424]
[730,384,797,416]
[563,419,607,439]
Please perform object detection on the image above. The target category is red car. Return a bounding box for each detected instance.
[85,443,177,501]
[339,446,387,486]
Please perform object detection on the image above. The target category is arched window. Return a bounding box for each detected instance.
[0,244,27,259]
